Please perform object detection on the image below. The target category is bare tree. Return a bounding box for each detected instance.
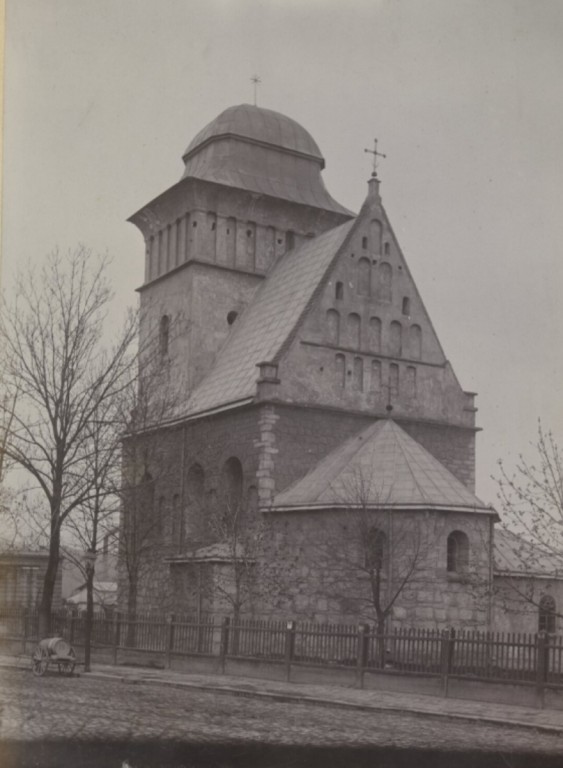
[204,492,263,626]
[494,421,563,624]
[0,247,137,633]
[116,324,187,628]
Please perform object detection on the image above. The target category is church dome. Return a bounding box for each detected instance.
[182,104,324,166]
[181,104,351,216]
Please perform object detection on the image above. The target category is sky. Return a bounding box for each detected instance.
[2,0,563,506]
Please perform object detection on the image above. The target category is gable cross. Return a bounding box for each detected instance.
[364,138,386,178]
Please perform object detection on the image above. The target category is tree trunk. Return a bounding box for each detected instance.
[376,616,387,669]
[84,565,95,672]
[38,531,61,637]
[126,578,137,647]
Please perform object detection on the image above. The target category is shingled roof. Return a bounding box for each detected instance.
[272,419,494,514]
[183,219,356,417]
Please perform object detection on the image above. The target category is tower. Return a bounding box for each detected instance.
[128,104,353,398]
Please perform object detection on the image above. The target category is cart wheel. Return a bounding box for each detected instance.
[31,647,49,677]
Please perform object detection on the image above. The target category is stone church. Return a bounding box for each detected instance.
[120,103,549,632]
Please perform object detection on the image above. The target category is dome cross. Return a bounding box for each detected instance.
[250,75,262,106]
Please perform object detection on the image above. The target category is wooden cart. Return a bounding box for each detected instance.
[31,637,76,677]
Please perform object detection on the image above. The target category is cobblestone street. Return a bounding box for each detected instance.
[1,668,563,767]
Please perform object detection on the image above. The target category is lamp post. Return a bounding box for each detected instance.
[83,549,97,673]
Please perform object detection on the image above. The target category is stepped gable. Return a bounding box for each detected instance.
[272,419,492,513]
[181,104,352,215]
[183,219,356,417]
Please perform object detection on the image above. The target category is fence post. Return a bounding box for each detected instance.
[284,621,296,682]
[536,631,548,709]
[219,617,230,674]
[356,624,369,689]
[113,612,121,666]
[166,613,176,670]
[441,627,455,698]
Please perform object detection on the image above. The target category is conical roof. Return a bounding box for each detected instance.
[273,420,493,514]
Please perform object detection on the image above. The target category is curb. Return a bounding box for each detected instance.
[85,669,563,736]
[4,659,562,737]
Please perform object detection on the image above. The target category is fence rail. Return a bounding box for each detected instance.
[1,606,561,695]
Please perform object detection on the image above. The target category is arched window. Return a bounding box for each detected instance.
[159,315,170,357]
[361,236,368,250]
[368,317,381,352]
[358,258,371,296]
[185,463,205,538]
[227,310,238,326]
[186,463,205,506]
[370,360,381,393]
[384,242,390,255]
[370,219,383,256]
[539,595,556,634]
[352,357,364,392]
[406,366,417,400]
[389,321,402,357]
[326,309,340,345]
[335,281,344,300]
[366,528,386,571]
[221,457,243,511]
[285,230,295,250]
[409,324,422,360]
[335,354,346,389]
[447,531,469,573]
[402,297,411,316]
[389,363,399,398]
[347,313,361,348]
[377,262,392,302]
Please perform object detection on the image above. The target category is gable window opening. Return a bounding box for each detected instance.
[402,297,411,316]
[335,281,344,300]
[384,242,390,255]
[362,236,368,250]
[227,311,238,326]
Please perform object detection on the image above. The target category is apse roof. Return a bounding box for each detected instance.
[183,219,355,417]
[180,104,352,215]
[272,419,493,514]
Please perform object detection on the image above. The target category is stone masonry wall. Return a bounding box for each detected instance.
[261,508,493,629]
